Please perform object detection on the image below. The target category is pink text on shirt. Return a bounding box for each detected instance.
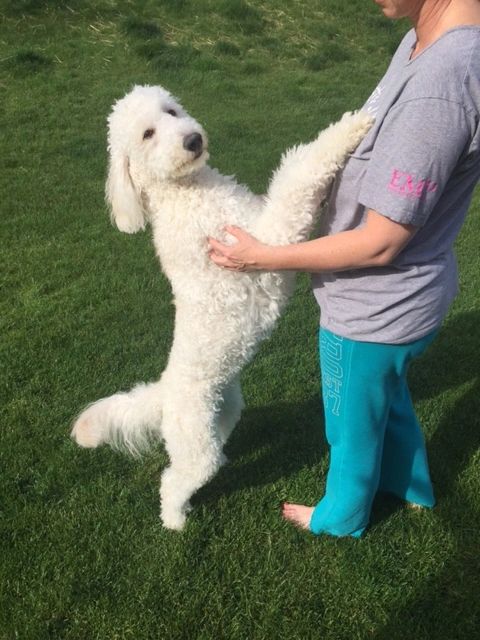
[388,168,438,199]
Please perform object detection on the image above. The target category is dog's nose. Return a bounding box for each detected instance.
[183,132,203,157]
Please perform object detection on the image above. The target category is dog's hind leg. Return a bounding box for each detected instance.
[217,377,245,446]
[71,380,163,455]
[159,387,226,530]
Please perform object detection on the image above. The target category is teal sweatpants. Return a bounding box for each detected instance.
[310,327,437,538]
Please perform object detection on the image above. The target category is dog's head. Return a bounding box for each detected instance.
[106,85,209,233]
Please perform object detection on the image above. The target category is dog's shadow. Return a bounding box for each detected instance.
[220,394,325,496]
[193,310,480,521]
[191,394,325,509]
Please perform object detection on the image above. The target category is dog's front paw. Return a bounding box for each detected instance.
[340,110,375,151]
[71,406,107,448]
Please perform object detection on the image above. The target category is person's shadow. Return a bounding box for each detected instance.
[409,310,480,495]
[373,313,480,638]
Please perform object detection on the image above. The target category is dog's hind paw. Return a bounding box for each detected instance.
[161,508,187,531]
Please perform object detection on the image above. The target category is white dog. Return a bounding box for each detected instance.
[71,85,372,530]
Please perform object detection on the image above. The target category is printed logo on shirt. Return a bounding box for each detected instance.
[365,84,384,117]
[321,332,344,417]
[388,168,438,199]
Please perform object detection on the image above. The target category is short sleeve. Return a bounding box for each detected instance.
[359,98,471,226]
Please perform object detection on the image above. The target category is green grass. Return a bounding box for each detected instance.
[1,1,479,638]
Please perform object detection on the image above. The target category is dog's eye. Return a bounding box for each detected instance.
[166,109,177,117]
[143,128,155,140]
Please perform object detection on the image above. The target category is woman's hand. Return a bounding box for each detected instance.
[208,225,273,272]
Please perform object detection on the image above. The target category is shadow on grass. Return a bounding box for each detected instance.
[378,311,479,639]
[4,0,68,13]
[193,394,327,506]
[5,50,54,76]
[374,372,480,640]
[407,310,480,498]
[409,310,480,400]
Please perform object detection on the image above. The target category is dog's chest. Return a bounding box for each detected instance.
[149,191,228,279]
[149,179,259,278]
[148,186,292,340]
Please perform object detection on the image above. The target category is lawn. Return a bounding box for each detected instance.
[1,1,479,638]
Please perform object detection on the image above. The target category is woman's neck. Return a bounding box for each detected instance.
[411,0,480,57]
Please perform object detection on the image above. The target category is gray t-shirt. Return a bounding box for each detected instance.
[312,26,480,344]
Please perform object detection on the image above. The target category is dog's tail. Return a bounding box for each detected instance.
[254,111,374,245]
[71,381,164,457]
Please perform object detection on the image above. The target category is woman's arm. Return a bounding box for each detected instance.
[208,209,418,272]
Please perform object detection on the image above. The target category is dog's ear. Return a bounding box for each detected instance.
[105,147,146,234]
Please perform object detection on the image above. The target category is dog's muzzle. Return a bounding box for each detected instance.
[183,133,203,159]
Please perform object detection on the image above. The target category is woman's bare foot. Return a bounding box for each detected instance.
[281,503,314,530]
[407,502,425,511]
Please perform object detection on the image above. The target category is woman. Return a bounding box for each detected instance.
[208,0,480,537]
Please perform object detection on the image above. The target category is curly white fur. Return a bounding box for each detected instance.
[71,85,373,530]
